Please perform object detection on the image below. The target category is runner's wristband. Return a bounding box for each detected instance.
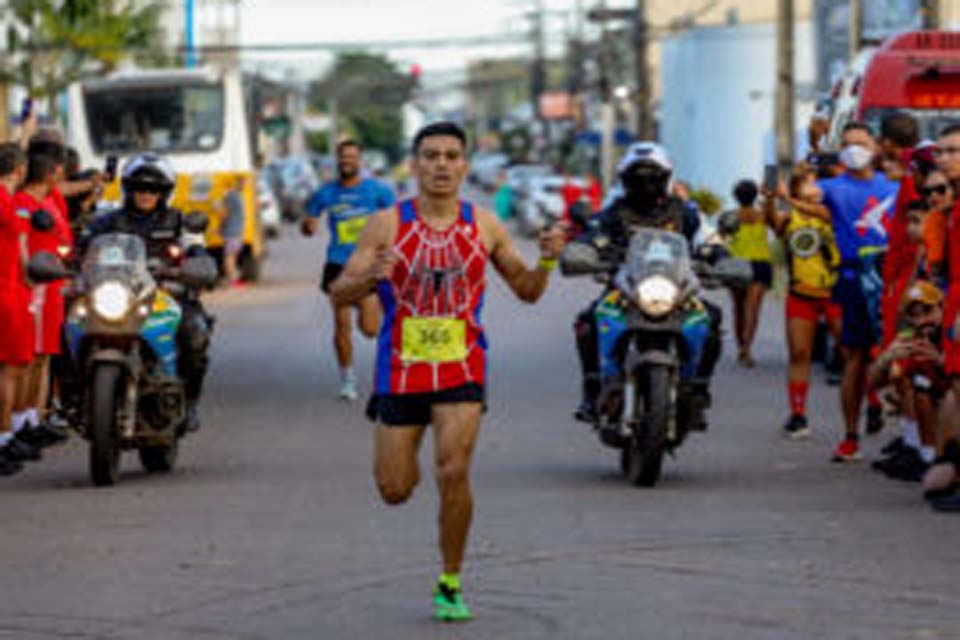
[538,256,558,272]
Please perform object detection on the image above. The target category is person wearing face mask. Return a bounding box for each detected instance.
[565,142,721,422]
[819,122,900,463]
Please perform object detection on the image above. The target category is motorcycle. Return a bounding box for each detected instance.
[561,227,750,487]
[29,216,216,487]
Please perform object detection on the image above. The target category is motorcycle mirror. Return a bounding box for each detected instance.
[716,209,741,237]
[713,257,753,289]
[183,212,209,234]
[27,251,71,283]
[559,243,602,276]
[180,255,219,290]
[30,209,56,232]
[568,201,593,228]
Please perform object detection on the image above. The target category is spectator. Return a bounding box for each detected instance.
[820,122,899,462]
[869,281,947,481]
[221,174,247,288]
[493,170,513,221]
[0,143,31,475]
[764,164,840,439]
[727,179,770,367]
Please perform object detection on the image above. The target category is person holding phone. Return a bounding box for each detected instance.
[727,178,771,367]
[764,164,840,439]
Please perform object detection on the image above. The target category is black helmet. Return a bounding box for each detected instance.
[121,153,176,197]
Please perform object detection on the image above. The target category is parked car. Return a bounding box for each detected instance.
[518,175,571,237]
[468,152,509,192]
[257,174,281,239]
[505,164,553,217]
[275,157,318,222]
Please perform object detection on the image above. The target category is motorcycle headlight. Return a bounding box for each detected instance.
[91,281,133,322]
[636,275,680,317]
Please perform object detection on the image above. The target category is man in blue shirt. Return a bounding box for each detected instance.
[302,140,395,401]
[820,122,899,463]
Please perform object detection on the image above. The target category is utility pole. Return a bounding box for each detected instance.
[921,0,941,29]
[328,94,338,159]
[633,0,654,140]
[185,0,197,68]
[775,0,795,170]
[599,9,616,189]
[530,0,547,160]
[848,0,862,61]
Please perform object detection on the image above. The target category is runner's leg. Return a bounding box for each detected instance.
[374,424,426,505]
[841,347,868,439]
[331,300,354,370]
[742,282,767,360]
[357,293,382,340]
[432,402,482,574]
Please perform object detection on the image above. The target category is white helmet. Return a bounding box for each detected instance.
[121,153,176,196]
[617,141,673,177]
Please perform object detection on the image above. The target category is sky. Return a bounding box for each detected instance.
[226,0,631,80]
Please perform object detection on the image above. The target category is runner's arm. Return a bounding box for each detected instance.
[484,210,565,304]
[329,208,394,306]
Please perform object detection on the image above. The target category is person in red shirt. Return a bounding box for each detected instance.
[15,152,66,443]
[0,143,34,475]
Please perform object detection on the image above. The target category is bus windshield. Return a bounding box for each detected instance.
[83,82,224,154]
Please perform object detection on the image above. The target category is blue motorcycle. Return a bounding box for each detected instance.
[57,232,210,486]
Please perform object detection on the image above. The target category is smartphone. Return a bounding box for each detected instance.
[19,97,32,123]
[763,164,778,192]
[104,155,118,181]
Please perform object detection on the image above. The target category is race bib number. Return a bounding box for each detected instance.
[336,216,369,244]
[401,317,467,364]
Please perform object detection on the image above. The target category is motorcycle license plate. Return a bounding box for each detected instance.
[336,216,369,244]
[401,317,467,364]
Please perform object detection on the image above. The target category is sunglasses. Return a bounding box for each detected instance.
[129,183,163,194]
[921,183,950,197]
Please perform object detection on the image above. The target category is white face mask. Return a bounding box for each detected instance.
[840,144,874,171]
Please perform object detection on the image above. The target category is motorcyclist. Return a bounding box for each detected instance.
[564,142,722,422]
[84,153,212,432]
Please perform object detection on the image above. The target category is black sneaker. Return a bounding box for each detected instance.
[866,405,884,435]
[929,493,960,512]
[2,438,41,463]
[0,455,23,477]
[184,405,201,433]
[574,401,597,424]
[19,423,69,448]
[881,436,907,457]
[783,414,810,439]
[874,447,928,482]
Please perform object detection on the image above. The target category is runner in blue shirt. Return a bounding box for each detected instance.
[819,122,900,463]
[302,140,395,400]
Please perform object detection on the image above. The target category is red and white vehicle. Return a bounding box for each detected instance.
[828,31,960,146]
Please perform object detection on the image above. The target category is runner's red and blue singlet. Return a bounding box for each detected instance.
[375,199,488,395]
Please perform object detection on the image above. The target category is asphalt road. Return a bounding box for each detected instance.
[2,206,960,639]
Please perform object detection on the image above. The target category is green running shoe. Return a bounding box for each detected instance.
[433,582,472,622]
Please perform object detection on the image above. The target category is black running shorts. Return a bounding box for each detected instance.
[366,383,486,427]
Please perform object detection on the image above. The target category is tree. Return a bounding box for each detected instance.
[309,52,417,161]
[1,0,164,116]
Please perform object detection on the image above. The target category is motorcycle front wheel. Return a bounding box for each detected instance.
[89,363,124,487]
[625,365,670,487]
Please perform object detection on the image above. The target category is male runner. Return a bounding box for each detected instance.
[302,140,394,401]
[331,122,566,621]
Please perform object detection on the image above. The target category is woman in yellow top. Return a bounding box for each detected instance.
[764,163,841,439]
[728,180,771,367]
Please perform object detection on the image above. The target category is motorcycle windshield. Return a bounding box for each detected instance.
[624,228,691,283]
[82,233,151,290]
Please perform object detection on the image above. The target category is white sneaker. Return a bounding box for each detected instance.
[339,378,358,402]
